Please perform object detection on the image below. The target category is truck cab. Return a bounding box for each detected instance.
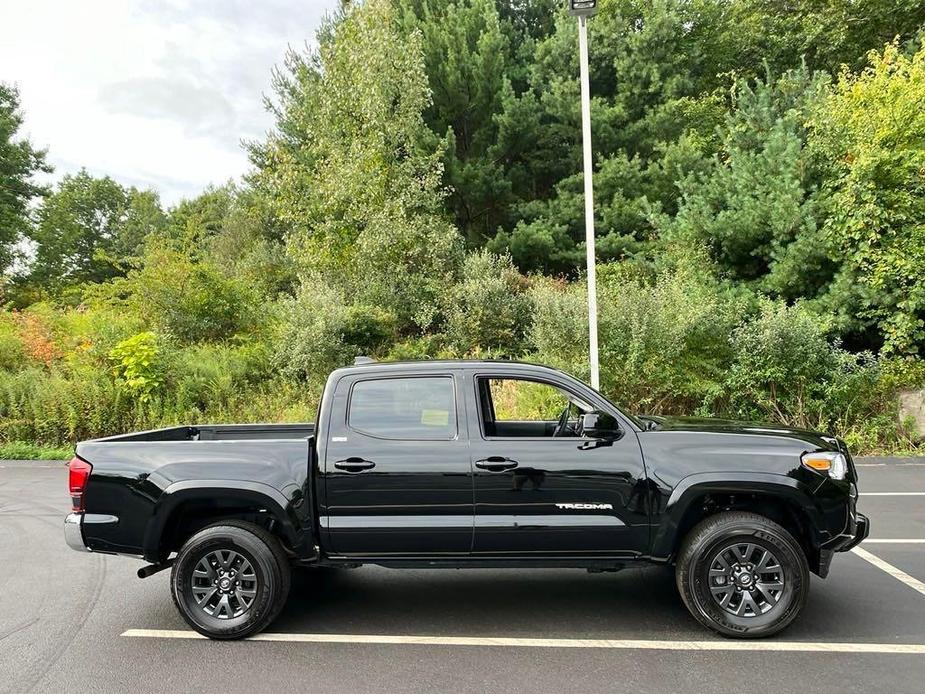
[318,360,648,560]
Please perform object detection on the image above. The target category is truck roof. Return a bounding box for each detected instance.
[332,358,572,377]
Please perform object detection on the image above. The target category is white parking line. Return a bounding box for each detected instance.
[856,463,925,467]
[865,539,925,544]
[121,629,925,653]
[862,492,925,496]
[852,547,925,598]
[0,465,62,469]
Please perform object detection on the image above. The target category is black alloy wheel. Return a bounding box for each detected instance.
[707,542,785,617]
[190,549,259,619]
[171,521,291,639]
[675,511,809,638]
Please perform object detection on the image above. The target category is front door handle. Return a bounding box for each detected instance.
[334,457,376,472]
[475,456,519,472]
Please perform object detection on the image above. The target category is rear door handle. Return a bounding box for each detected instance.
[475,456,519,472]
[334,457,376,472]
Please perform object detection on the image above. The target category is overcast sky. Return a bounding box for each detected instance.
[1,0,338,205]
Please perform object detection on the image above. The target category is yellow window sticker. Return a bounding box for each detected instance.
[420,409,449,427]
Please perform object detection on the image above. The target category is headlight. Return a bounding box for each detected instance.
[801,451,848,480]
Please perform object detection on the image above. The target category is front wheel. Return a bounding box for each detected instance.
[171,521,291,639]
[675,511,809,638]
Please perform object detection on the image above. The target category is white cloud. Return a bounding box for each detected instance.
[0,0,337,205]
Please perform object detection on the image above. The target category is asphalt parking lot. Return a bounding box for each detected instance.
[2,458,924,694]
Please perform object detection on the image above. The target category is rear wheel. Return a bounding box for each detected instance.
[171,521,291,639]
[675,511,809,638]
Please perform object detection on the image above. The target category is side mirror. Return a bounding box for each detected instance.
[580,411,621,440]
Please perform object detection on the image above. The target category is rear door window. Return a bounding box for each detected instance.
[348,377,457,440]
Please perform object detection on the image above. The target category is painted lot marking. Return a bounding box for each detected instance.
[852,547,925,598]
[862,492,925,496]
[0,465,62,469]
[865,539,925,544]
[122,629,925,653]
[857,462,925,467]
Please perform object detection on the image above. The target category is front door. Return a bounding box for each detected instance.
[323,373,473,556]
[467,373,649,557]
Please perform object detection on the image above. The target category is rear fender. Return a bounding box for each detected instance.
[144,480,313,561]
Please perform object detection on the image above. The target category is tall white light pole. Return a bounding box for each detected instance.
[569,1,600,389]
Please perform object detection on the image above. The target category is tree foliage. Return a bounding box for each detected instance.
[27,171,166,291]
[0,83,50,276]
[810,43,925,354]
[666,68,832,301]
[250,0,461,330]
[99,235,259,344]
[3,0,925,453]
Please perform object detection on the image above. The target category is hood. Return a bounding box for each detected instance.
[638,415,838,449]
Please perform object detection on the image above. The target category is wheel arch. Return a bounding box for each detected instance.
[144,480,311,562]
[652,473,828,573]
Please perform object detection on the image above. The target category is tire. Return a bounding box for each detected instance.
[171,520,291,640]
[675,511,809,638]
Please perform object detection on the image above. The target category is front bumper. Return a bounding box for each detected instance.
[64,513,90,552]
[817,509,869,577]
[841,512,870,552]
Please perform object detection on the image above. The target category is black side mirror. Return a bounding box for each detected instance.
[580,411,621,440]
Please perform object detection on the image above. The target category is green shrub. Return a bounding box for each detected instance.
[108,332,164,403]
[384,334,452,361]
[341,305,398,353]
[99,239,261,343]
[169,341,272,413]
[0,366,130,444]
[444,250,531,355]
[53,304,144,371]
[0,357,317,446]
[489,378,572,421]
[273,284,397,386]
[595,261,744,413]
[526,276,589,378]
[716,300,925,452]
[186,379,319,425]
[809,43,925,354]
[0,313,26,371]
[0,441,73,460]
[722,301,842,422]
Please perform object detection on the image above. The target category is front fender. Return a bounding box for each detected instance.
[649,472,829,561]
[143,480,313,561]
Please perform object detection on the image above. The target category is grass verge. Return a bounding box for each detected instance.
[0,441,72,460]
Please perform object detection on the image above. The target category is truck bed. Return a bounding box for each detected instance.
[86,422,316,443]
[74,423,317,559]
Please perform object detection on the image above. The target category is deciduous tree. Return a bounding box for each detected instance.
[0,83,50,276]
[27,171,165,291]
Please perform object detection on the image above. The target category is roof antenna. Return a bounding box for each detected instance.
[354,356,375,365]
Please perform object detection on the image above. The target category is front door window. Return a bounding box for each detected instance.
[479,377,593,439]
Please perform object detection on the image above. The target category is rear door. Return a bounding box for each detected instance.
[466,370,649,557]
[321,371,473,556]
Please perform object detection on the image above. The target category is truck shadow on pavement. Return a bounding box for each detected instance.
[264,556,925,644]
[274,565,699,638]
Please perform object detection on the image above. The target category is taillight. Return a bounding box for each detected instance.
[68,457,92,512]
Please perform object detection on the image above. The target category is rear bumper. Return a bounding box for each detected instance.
[65,512,124,554]
[64,513,90,552]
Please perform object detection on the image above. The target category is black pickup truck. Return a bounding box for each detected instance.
[65,359,868,639]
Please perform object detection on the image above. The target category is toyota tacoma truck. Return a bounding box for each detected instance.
[64,359,868,639]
